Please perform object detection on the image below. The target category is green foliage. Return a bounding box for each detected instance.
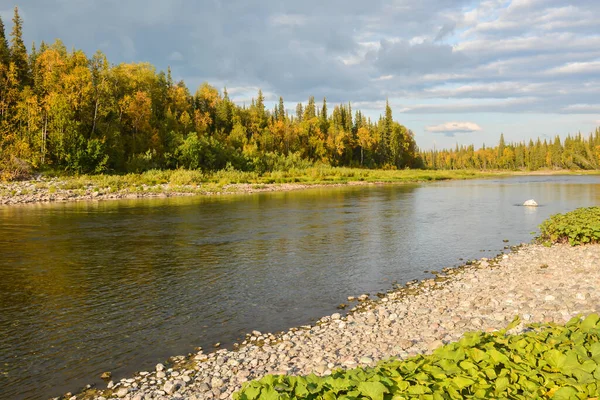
[234,315,600,400]
[9,7,29,87]
[0,153,32,181]
[421,129,600,171]
[0,15,424,179]
[64,137,109,174]
[539,207,600,246]
[177,134,229,171]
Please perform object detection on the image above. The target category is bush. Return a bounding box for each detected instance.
[235,315,600,400]
[539,207,600,246]
[65,137,109,174]
[0,154,32,181]
[125,150,161,173]
[177,133,229,171]
[169,169,205,186]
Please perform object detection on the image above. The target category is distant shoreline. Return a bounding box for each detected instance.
[1,168,599,206]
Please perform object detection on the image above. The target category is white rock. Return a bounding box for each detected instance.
[164,381,176,395]
[523,199,538,207]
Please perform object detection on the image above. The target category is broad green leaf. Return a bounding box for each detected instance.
[552,386,578,400]
[452,376,475,390]
[406,384,429,395]
[581,314,600,332]
[357,381,389,400]
[488,348,510,365]
[259,386,281,400]
[506,315,522,331]
[495,376,509,394]
[240,382,263,400]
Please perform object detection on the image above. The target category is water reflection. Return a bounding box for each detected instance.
[0,175,599,399]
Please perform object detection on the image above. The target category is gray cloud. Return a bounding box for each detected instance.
[2,0,599,115]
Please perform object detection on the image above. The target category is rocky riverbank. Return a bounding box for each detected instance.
[0,178,376,206]
[62,242,600,400]
[0,178,192,205]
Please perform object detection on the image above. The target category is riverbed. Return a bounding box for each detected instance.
[0,175,599,399]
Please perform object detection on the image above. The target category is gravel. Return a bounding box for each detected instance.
[64,243,600,400]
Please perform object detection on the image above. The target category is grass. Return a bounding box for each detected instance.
[5,167,597,198]
[38,167,514,193]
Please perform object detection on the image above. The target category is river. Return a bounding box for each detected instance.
[1,175,599,399]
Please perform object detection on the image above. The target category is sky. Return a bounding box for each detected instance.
[1,0,599,150]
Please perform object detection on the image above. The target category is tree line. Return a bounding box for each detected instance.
[420,131,600,170]
[0,7,419,177]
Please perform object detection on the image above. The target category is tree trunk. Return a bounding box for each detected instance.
[360,146,364,166]
[92,98,99,136]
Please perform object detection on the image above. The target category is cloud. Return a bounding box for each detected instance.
[561,104,600,113]
[426,122,483,137]
[371,39,466,75]
[4,0,600,116]
[434,22,456,42]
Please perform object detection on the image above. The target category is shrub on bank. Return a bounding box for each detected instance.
[539,207,600,246]
[234,314,600,399]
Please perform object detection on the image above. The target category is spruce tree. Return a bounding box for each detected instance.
[0,15,9,67]
[320,97,328,133]
[295,102,303,122]
[10,7,30,87]
[278,96,285,121]
[498,133,506,159]
[304,96,316,120]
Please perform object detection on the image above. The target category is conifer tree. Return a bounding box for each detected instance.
[304,96,316,120]
[278,96,285,121]
[9,7,30,87]
[320,97,328,133]
[295,102,303,122]
[498,133,506,159]
[0,15,10,67]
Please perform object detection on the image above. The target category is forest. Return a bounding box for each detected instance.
[1,7,599,181]
[420,131,600,171]
[0,7,419,180]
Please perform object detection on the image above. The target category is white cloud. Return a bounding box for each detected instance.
[426,121,482,134]
[562,104,600,113]
[545,61,600,75]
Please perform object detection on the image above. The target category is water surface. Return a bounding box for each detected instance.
[1,175,599,399]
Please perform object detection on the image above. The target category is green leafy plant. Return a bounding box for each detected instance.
[234,314,600,399]
[538,207,600,246]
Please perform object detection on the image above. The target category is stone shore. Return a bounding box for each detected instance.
[0,179,196,205]
[62,243,600,400]
[0,178,373,206]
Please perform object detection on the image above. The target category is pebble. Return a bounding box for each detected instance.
[76,243,600,400]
